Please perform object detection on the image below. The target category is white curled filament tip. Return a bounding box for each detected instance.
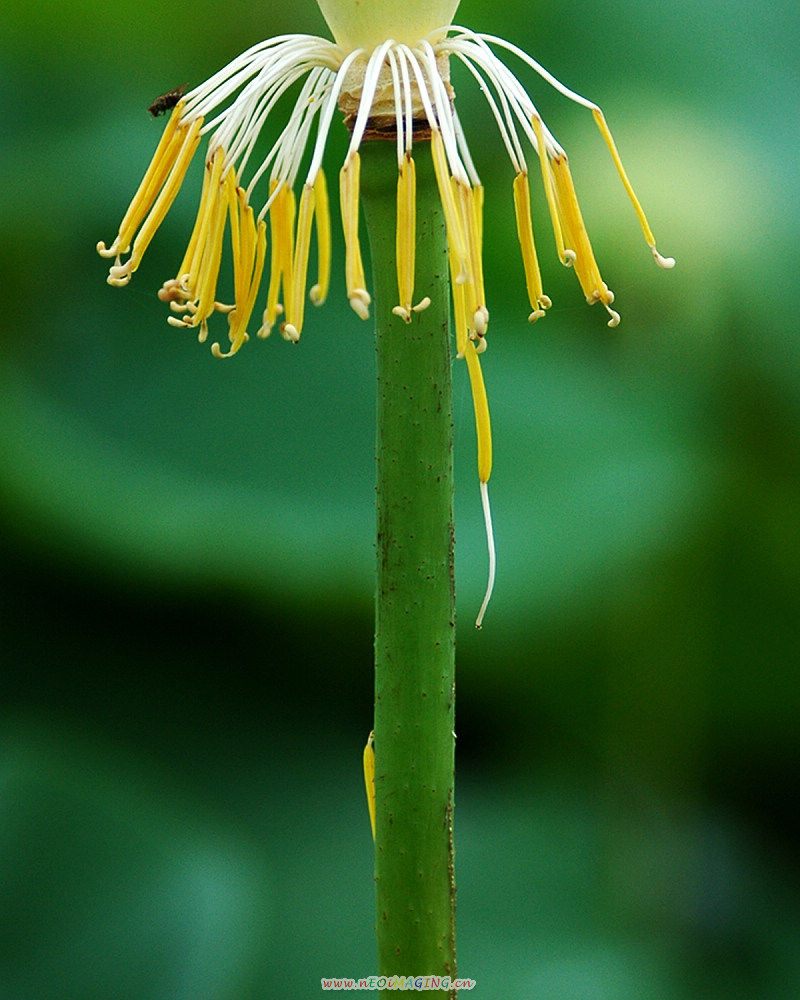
[475,479,496,629]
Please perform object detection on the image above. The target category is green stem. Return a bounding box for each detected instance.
[360,139,457,993]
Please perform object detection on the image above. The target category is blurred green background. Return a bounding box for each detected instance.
[2,0,799,996]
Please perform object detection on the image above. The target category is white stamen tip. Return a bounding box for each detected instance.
[412,297,431,313]
[605,305,621,328]
[392,305,412,323]
[473,306,489,338]
[475,479,496,630]
[652,247,676,269]
[349,288,371,320]
[528,309,546,323]
[562,249,577,267]
[281,323,301,343]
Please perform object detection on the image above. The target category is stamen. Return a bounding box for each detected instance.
[262,180,295,337]
[97,102,191,261]
[512,170,550,323]
[339,151,371,319]
[550,154,617,315]
[191,152,232,329]
[282,181,316,341]
[430,129,469,284]
[212,187,267,357]
[309,169,331,305]
[462,340,494,628]
[591,108,675,270]
[459,182,487,338]
[395,152,417,322]
[530,113,571,267]
[118,116,203,282]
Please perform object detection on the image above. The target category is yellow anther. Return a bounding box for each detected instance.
[395,152,417,322]
[309,169,331,306]
[512,170,549,322]
[340,151,371,319]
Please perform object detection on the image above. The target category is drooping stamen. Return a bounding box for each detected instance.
[462,340,495,628]
[530,113,571,268]
[591,108,675,270]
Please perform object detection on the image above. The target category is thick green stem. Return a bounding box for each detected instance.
[360,139,457,992]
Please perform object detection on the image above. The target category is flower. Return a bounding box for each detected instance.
[98,1,673,624]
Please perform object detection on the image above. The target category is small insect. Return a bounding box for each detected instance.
[147,84,188,118]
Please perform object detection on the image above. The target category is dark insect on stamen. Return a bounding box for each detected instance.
[148,84,188,118]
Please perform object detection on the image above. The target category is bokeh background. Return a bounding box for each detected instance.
[2,0,799,996]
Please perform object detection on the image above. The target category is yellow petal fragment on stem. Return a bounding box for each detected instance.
[512,170,551,322]
[309,169,331,306]
[363,730,376,841]
[339,151,371,320]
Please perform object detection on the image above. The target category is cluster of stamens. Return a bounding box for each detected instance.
[98,28,673,625]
